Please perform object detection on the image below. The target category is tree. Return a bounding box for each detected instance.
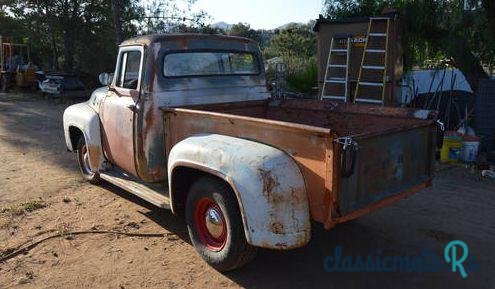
[264,22,316,60]
[3,0,111,72]
[171,24,223,34]
[323,0,494,90]
[141,0,208,34]
[1,1,57,70]
[263,22,318,94]
[1,0,206,82]
[228,23,262,42]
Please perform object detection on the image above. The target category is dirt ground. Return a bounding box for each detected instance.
[0,92,494,289]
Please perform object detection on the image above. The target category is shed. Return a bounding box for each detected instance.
[313,12,403,105]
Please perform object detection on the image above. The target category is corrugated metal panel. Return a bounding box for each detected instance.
[475,79,495,151]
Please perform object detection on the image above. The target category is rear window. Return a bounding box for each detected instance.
[163,51,259,77]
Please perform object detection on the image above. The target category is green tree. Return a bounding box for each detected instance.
[171,24,224,34]
[228,23,263,44]
[142,0,208,34]
[264,22,316,60]
[1,0,205,85]
[3,0,142,74]
[263,22,317,94]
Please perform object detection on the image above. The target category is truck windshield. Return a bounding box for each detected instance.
[163,51,259,77]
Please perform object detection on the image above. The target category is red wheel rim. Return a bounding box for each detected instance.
[194,198,227,251]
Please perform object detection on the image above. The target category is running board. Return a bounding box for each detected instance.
[100,169,171,209]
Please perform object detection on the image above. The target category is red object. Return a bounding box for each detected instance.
[444,130,463,137]
[194,198,227,251]
[463,135,480,142]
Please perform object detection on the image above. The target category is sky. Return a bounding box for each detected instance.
[193,0,324,30]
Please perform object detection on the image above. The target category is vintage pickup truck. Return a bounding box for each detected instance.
[63,34,438,271]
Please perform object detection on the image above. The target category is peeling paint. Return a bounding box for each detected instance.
[271,222,285,235]
[258,168,280,198]
[163,98,436,234]
[63,101,105,172]
[168,134,311,250]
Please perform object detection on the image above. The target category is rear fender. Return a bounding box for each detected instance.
[168,134,311,250]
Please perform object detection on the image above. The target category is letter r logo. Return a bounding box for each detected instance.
[444,240,469,278]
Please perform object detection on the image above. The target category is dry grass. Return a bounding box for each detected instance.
[1,200,47,216]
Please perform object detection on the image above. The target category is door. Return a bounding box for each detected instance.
[100,46,144,177]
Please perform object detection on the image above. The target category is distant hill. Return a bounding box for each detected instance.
[211,22,233,30]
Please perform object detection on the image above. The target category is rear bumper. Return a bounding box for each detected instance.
[324,179,432,230]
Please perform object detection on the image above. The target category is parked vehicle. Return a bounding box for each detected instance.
[63,34,438,271]
[40,73,86,96]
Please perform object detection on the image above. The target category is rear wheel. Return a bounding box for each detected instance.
[76,137,100,184]
[186,176,257,271]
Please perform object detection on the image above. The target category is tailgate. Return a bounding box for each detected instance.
[338,125,436,216]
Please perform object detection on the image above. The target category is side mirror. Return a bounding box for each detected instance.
[98,72,113,86]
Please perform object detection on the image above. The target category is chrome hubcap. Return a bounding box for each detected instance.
[204,207,224,239]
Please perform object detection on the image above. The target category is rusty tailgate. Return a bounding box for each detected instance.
[337,125,436,216]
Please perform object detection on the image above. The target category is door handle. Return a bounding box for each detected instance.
[126,104,137,112]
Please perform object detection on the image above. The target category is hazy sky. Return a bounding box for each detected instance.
[193,0,324,29]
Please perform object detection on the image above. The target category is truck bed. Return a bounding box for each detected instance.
[182,99,433,136]
[161,99,436,228]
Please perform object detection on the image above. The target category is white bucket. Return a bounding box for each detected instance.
[461,141,480,162]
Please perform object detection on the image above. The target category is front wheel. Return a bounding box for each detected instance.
[186,176,257,271]
[76,137,100,184]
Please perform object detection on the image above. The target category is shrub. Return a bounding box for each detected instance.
[286,58,318,94]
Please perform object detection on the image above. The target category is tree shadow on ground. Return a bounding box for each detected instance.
[0,93,86,173]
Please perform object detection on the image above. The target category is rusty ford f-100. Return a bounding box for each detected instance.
[63,34,438,271]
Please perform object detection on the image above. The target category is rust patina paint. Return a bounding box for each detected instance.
[162,98,436,227]
[64,33,437,257]
[131,34,267,183]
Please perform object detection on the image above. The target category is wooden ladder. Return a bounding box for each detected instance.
[354,17,391,105]
[320,34,351,102]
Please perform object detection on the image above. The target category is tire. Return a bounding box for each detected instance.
[76,137,101,184]
[186,176,257,271]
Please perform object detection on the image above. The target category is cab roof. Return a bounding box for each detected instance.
[120,33,257,47]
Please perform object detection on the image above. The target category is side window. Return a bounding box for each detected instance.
[117,50,141,89]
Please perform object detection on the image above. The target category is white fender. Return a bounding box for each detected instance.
[63,102,104,171]
[168,134,311,250]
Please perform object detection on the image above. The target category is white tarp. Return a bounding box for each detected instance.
[399,69,473,104]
